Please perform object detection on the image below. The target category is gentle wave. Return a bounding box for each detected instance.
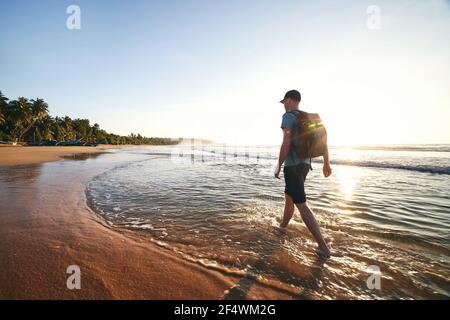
[331,160,450,175]
[170,148,450,175]
[190,144,450,153]
[347,144,450,153]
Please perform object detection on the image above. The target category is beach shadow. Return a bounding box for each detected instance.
[223,227,327,300]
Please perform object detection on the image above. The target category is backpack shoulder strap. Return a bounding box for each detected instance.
[289,109,299,117]
[290,109,307,119]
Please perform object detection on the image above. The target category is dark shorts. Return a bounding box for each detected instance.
[283,163,310,204]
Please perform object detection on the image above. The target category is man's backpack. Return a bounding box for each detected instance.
[290,110,328,160]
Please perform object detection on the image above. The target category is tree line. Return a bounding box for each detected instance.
[0,91,180,146]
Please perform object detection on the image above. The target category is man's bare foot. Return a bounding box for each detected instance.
[316,245,331,259]
[274,224,288,235]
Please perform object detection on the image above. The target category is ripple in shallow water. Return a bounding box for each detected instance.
[86,155,450,299]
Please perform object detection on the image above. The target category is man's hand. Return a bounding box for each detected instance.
[323,162,332,178]
[274,163,281,179]
[275,128,291,179]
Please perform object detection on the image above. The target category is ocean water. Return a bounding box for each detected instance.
[86,145,450,299]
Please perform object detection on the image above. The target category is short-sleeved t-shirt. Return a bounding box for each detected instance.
[281,110,311,167]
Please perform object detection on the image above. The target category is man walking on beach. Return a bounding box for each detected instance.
[274,90,332,258]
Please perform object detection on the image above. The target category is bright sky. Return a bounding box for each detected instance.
[1,0,449,146]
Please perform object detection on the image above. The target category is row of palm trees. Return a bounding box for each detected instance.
[0,91,180,145]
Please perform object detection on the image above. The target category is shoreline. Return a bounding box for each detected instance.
[0,145,126,167]
[0,147,295,299]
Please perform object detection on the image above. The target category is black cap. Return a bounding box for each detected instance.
[279,90,301,103]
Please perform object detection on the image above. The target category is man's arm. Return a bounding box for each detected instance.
[274,128,291,178]
[323,145,330,164]
[322,144,332,178]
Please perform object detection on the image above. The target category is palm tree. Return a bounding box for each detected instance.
[19,98,49,141]
[72,118,91,141]
[32,126,42,142]
[37,115,54,141]
[53,117,67,141]
[7,97,30,142]
[63,116,74,140]
[31,98,49,118]
[0,91,8,125]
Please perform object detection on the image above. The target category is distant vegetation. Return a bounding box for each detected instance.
[0,91,180,146]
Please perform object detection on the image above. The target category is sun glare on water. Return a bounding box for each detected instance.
[334,148,364,200]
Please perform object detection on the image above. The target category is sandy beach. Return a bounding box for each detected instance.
[0,147,295,299]
[0,145,123,167]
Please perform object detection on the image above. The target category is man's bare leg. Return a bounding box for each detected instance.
[280,194,295,228]
[296,202,331,258]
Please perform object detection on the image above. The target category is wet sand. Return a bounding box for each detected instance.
[0,148,295,299]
